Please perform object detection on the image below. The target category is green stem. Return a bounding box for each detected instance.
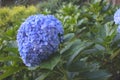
[63,70,68,80]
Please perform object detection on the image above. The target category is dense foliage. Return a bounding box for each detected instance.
[0,0,120,80]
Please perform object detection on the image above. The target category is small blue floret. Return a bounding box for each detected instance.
[117,25,120,33]
[114,9,120,25]
[17,14,64,67]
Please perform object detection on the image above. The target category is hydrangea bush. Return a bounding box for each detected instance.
[17,14,64,67]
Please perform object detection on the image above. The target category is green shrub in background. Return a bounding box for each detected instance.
[0,7,10,29]
[56,3,80,33]
[0,6,37,31]
[36,0,61,13]
[0,0,120,80]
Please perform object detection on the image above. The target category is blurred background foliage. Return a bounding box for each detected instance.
[0,0,120,80]
[0,6,37,30]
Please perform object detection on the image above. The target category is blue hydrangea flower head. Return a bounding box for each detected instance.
[17,14,64,67]
[117,25,120,33]
[114,9,120,25]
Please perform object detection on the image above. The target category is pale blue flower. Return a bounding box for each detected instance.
[114,9,120,25]
[117,25,120,33]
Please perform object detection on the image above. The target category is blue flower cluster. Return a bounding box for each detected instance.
[114,9,120,25]
[114,9,120,33]
[17,14,64,67]
[117,25,120,33]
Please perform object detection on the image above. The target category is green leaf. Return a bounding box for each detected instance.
[0,32,10,40]
[0,56,21,62]
[4,47,18,55]
[110,49,120,60]
[39,53,60,70]
[6,28,15,37]
[82,70,111,80]
[35,72,50,80]
[64,33,75,42]
[67,43,86,64]
[0,66,25,80]
[60,41,76,55]
[60,39,82,58]
[69,42,94,63]
[7,41,18,48]
[95,44,105,51]
[111,33,120,49]
[67,61,91,72]
[60,39,81,54]
[77,18,88,26]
